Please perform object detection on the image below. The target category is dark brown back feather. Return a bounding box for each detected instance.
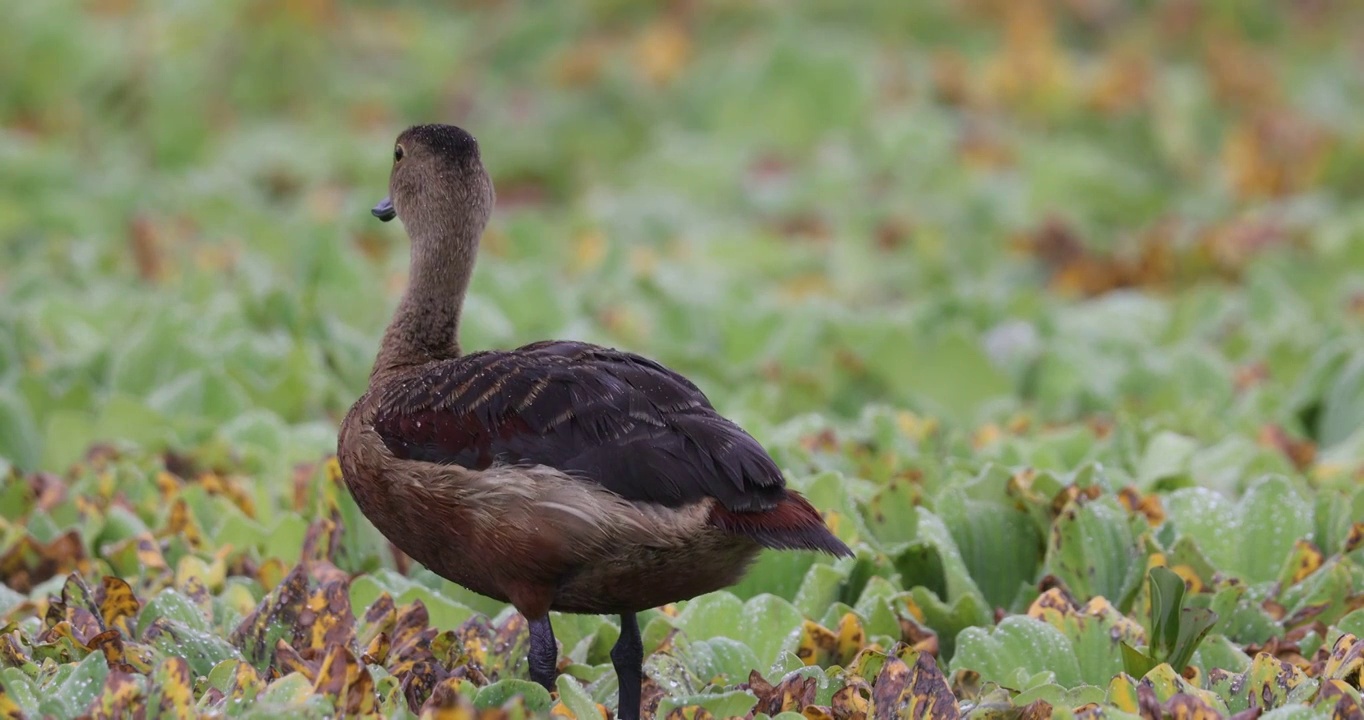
[372,340,788,512]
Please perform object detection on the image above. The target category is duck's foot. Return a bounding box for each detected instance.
[528,614,558,690]
[612,612,643,720]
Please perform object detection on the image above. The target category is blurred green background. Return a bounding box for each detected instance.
[2,0,1364,481]
[7,1,1364,717]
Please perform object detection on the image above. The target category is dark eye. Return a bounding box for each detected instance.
[394,145,405,162]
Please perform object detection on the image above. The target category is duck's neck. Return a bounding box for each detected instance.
[371,222,479,379]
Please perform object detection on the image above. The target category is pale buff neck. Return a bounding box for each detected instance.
[370,212,481,380]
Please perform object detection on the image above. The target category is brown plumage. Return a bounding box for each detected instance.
[337,123,851,720]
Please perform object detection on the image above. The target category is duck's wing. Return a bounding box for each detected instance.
[371,340,787,512]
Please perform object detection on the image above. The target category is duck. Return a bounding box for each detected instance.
[337,123,852,720]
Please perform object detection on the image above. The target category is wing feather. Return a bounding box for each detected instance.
[372,341,786,512]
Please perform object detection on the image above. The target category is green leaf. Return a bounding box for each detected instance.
[1135,431,1198,489]
[1147,566,1188,660]
[1044,497,1145,604]
[138,588,212,637]
[864,477,921,546]
[555,674,603,720]
[951,616,1083,689]
[655,690,759,719]
[936,488,1042,610]
[1120,642,1158,679]
[0,389,39,470]
[474,679,553,711]
[671,593,803,671]
[1165,476,1313,583]
[1168,607,1218,672]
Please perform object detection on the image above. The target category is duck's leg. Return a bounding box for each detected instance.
[611,612,643,720]
[527,614,558,690]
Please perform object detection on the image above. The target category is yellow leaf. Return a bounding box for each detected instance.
[164,499,203,549]
[834,613,867,665]
[634,19,691,86]
[554,38,608,88]
[312,643,377,716]
[795,619,837,667]
[147,656,193,717]
[570,230,607,274]
[99,576,141,637]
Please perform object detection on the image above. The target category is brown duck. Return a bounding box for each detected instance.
[338,124,851,720]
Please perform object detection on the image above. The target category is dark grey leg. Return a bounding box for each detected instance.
[528,615,558,690]
[611,613,643,720]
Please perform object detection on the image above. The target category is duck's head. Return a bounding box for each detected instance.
[372,124,494,239]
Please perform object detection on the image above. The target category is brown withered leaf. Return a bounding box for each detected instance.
[1257,425,1316,472]
[300,580,356,652]
[274,639,323,681]
[831,676,872,720]
[1088,45,1152,115]
[383,599,452,710]
[870,655,911,720]
[404,659,455,713]
[485,610,526,679]
[313,643,377,716]
[904,653,959,719]
[27,472,67,512]
[1018,699,1053,720]
[1344,524,1364,555]
[1073,702,1106,720]
[54,573,105,644]
[1016,216,1182,297]
[127,532,168,572]
[28,626,87,665]
[88,629,135,673]
[292,461,319,511]
[0,530,86,593]
[147,656,194,718]
[358,591,397,662]
[1162,692,1221,720]
[300,512,345,568]
[0,627,28,667]
[390,600,439,672]
[1221,111,1333,199]
[417,677,484,720]
[898,614,939,656]
[1204,35,1280,110]
[1117,486,1166,526]
[957,121,1015,171]
[743,669,817,715]
[948,669,982,704]
[930,49,976,108]
[230,562,311,671]
[1321,633,1364,682]
[1318,679,1364,720]
[802,706,836,720]
[362,631,392,667]
[128,215,166,282]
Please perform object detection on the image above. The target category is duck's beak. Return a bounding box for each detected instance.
[372,197,396,222]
